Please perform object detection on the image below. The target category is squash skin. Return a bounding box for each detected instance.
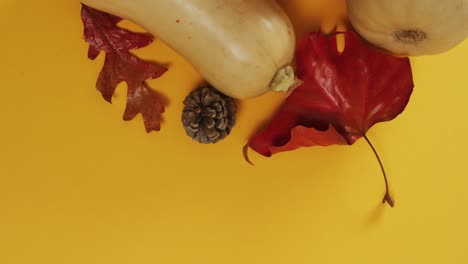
[80,0,296,99]
[347,0,468,56]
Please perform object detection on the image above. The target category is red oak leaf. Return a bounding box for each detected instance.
[247,31,414,207]
[81,5,168,132]
[249,31,413,156]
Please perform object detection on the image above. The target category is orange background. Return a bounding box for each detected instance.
[1,0,468,263]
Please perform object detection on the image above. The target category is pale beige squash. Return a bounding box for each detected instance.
[347,0,468,56]
[81,0,296,99]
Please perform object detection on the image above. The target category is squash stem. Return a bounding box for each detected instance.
[269,65,296,92]
[363,134,395,207]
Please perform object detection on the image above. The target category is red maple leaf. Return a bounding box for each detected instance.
[81,5,168,132]
[247,31,414,206]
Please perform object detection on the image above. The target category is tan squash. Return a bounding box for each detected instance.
[80,0,296,99]
[347,0,468,56]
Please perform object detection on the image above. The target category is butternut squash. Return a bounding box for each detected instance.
[81,0,297,99]
[347,0,468,56]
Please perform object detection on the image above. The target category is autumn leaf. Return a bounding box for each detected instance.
[81,5,168,132]
[247,31,414,206]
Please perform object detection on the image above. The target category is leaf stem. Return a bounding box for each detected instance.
[242,144,255,166]
[363,134,395,207]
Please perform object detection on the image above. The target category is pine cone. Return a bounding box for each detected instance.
[182,86,237,144]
